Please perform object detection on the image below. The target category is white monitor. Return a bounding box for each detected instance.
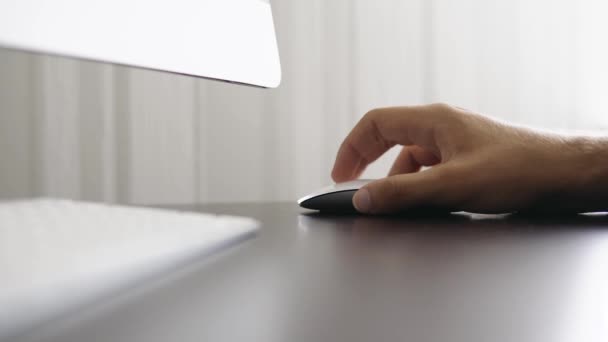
[0,0,282,88]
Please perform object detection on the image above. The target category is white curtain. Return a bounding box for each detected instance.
[430,0,608,130]
[0,0,606,204]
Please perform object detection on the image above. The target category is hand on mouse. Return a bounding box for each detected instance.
[331,103,608,214]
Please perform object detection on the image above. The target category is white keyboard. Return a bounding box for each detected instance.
[0,199,259,340]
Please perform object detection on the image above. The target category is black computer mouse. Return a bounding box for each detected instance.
[297,179,373,212]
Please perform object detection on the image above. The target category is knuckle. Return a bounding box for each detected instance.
[364,108,380,120]
[429,102,454,113]
[427,103,463,126]
[363,108,385,128]
[370,178,400,211]
[362,108,393,150]
[431,166,450,183]
[383,177,401,198]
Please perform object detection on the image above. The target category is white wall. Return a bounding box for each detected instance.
[1,0,607,205]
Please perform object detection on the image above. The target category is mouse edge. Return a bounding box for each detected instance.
[297,193,316,206]
[297,190,357,207]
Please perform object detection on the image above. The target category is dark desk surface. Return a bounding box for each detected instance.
[19,203,608,342]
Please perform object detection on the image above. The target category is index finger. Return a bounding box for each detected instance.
[331,104,447,182]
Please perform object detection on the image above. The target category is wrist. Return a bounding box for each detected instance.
[563,136,608,211]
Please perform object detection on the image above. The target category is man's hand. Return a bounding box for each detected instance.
[331,103,608,214]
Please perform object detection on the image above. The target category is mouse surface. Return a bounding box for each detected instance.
[298,179,374,212]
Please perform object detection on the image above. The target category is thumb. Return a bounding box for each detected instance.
[352,169,449,214]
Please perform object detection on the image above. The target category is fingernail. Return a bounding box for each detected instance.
[353,188,371,213]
